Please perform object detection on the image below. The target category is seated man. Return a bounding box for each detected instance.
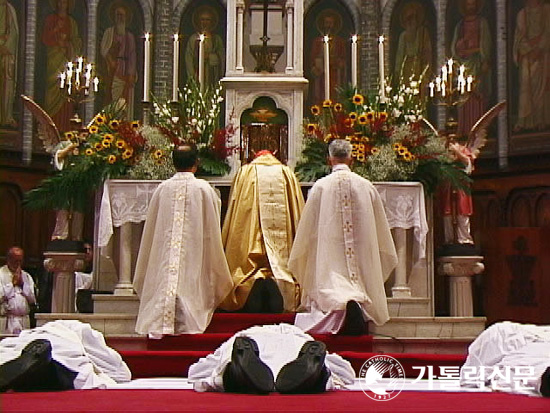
[188,323,355,394]
[288,139,398,335]
[0,247,37,335]
[219,151,304,313]
[460,321,550,397]
[0,320,131,392]
[133,145,233,336]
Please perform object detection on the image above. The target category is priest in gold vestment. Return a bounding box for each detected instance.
[220,151,305,312]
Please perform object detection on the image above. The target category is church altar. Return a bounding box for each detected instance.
[94,179,433,316]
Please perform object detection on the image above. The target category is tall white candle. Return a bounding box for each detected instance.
[378,35,385,99]
[143,33,151,102]
[59,72,66,89]
[467,75,473,92]
[323,35,330,101]
[93,77,99,92]
[429,82,434,97]
[351,35,358,88]
[447,58,453,74]
[198,33,205,89]
[77,56,83,72]
[172,34,180,101]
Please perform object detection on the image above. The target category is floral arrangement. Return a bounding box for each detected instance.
[296,82,470,194]
[152,79,236,176]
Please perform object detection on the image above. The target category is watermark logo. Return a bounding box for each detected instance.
[359,355,406,401]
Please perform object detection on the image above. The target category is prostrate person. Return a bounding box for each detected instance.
[188,323,355,394]
[133,144,233,337]
[288,139,398,335]
[0,319,131,392]
[0,247,37,335]
[460,321,550,397]
[219,150,304,313]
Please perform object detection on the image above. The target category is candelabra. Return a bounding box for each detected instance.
[59,57,99,129]
[428,59,474,138]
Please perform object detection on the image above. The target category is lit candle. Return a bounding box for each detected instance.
[351,35,358,88]
[435,76,441,92]
[59,72,66,88]
[429,81,434,97]
[442,65,448,83]
[441,81,446,97]
[67,68,73,83]
[378,35,385,99]
[93,77,99,92]
[467,75,473,92]
[198,33,205,89]
[458,74,465,94]
[447,58,453,74]
[143,33,151,102]
[173,33,180,101]
[75,68,81,88]
[459,64,465,77]
[85,68,91,88]
[323,35,330,101]
[77,56,83,72]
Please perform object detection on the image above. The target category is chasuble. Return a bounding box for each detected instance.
[288,164,398,326]
[133,172,233,335]
[219,154,304,312]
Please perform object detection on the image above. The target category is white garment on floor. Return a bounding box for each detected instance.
[461,321,550,396]
[187,323,356,392]
[0,320,131,389]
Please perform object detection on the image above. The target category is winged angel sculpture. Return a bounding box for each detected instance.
[424,101,507,247]
[22,95,84,241]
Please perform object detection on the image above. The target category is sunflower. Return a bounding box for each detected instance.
[85,148,94,156]
[94,142,103,151]
[64,131,75,140]
[366,112,375,122]
[349,112,358,121]
[88,125,99,134]
[95,114,107,125]
[403,152,412,161]
[358,113,368,125]
[306,123,317,134]
[109,120,120,129]
[108,155,117,164]
[392,143,402,151]
[334,103,343,112]
[371,147,380,155]
[357,153,366,162]
[322,99,332,108]
[131,120,140,128]
[103,133,114,143]
[398,146,407,155]
[102,139,111,148]
[153,149,164,160]
[122,149,133,160]
[352,94,364,105]
[310,105,321,116]
[115,139,126,149]
[379,111,388,122]
[324,133,333,142]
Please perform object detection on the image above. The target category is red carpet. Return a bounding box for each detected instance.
[3,388,549,412]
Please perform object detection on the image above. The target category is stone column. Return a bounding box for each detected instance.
[438,256,484,317]
[44,252,86,313]
[391,228,412,298]
[114,222,135,295]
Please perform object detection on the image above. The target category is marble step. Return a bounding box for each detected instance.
[35,313,486,342]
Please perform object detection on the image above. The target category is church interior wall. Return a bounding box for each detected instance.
[0,0,548,322]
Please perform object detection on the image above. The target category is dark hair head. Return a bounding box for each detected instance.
[172,144,198,170]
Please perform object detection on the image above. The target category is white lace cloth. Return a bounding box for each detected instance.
[98,180,428,266]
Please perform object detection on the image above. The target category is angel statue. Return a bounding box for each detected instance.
[22,95,84,241]
[436,101,506,247]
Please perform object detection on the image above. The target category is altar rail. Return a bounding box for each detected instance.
[94,179,433,316]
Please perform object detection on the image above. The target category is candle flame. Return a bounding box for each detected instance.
[144,32,150,41]
[323,35,329,43]
[378,35,384,43]
[174,33,179,41]
[351,34,358,42]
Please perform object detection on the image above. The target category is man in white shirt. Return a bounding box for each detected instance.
[133,144,233,336]
[288,139,398,335]
[0,247,36,334]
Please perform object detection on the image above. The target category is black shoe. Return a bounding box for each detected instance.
[541,366,550,397]
[340,301,367,336]
[275,341,328,394]
[0,339,53,393]
[222,337,274,394]
[242,279,265,313]
[262,278,284,314]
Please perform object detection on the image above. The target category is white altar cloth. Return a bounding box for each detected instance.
[98,179,428,266]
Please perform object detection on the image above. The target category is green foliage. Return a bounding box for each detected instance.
[295,137,330,182]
